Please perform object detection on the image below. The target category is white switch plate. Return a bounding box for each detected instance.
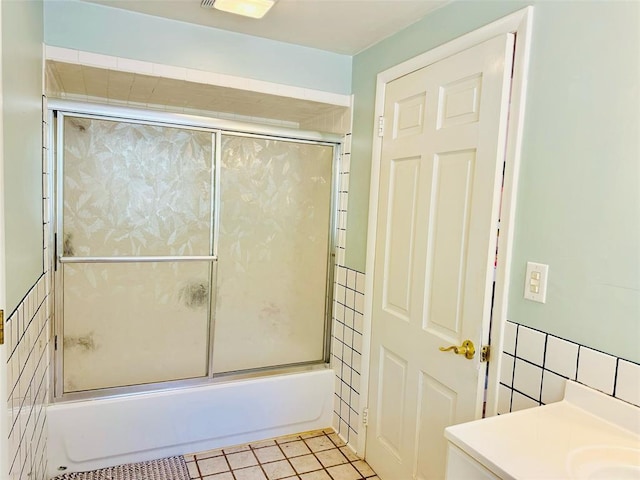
[524,261,549,303]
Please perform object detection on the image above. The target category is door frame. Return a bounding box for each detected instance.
[359,7,534,456]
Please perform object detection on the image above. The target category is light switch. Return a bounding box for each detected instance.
[524,262,549,303]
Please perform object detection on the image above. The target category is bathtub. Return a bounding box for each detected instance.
[47,369,334,477]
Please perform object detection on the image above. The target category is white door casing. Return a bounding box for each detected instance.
[359,7,534,480]
[0,2,9,476]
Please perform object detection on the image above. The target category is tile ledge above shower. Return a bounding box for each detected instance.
[46,45,350,107]
[45,46,352,133]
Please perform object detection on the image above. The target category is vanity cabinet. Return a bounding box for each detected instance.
[443,381,640,480]
[446,443,500,479]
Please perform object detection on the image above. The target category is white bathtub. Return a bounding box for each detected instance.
[47,369,334,477]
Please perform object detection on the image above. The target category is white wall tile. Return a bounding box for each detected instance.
[541,370,566,405]
[503,321,517,355]
[346,270,356,290]
[354,293,365,315]
[78,51,118,69]
[151,63,187,80]
[116,58,153,75]
[500,353,515,386]
[516,326,546,366]
[511,391,539,412]
[45,45,79,63]
[545,336,578,379]
[615,360,640,407]
[513,359,542,400]
[577,347,616,395]
[497,384,512,415]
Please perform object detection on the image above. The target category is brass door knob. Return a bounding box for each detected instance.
[439,339,475,359]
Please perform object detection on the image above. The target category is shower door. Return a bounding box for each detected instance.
[213,134,335,373]
[57,115,215,395]
[54,105,338,399]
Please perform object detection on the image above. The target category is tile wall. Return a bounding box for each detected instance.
[5,96,53,480]
[330,133,367,447]
[498,320,640,414]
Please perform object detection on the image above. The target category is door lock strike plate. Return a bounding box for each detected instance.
[481,345,490,362]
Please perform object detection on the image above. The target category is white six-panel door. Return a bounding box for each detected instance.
[366,34,515,480]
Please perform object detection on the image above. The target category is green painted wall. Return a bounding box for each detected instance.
[2,0,44,313]
[349,1,639,362]
[44,0,351,95]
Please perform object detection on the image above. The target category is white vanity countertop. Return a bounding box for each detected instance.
[445,381,640,479]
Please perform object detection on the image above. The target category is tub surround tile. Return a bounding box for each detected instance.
[6,99,53,480]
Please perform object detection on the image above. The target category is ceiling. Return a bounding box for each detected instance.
[82,0,449,55]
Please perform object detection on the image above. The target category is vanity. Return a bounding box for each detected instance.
[444,381,640,479]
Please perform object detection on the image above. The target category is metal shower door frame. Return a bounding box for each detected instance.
[49,100,341,402]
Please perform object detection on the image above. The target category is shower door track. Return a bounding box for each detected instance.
[49,99,342,403]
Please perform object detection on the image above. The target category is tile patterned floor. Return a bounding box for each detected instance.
[184,429,379,480]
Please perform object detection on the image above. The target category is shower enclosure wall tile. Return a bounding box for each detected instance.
[5,94,53,480]
[331,133,365,449]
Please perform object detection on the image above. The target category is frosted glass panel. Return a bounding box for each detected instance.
[62,116,212,257]
[63,262,211,393]
[212,136,334,373]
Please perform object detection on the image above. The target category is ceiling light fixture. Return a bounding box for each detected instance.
[201,0,276,19]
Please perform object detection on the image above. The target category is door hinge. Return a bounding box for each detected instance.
[0,310,4,345]
[362,407,369,427]
[377,116,385,137]
[481,345,490,363]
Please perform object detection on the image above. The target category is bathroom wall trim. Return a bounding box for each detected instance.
[358,6,534,455]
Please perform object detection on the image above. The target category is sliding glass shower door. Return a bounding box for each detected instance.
[213,135,334,373]
[55,107,337,398]
[59,116,214,393]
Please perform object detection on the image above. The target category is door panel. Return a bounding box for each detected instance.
[438,73,483,129]
[414,374,457,480]
[367,34,515,480]
[383,157,420,320]
[377,347,408,459]
[426,149,476,339]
